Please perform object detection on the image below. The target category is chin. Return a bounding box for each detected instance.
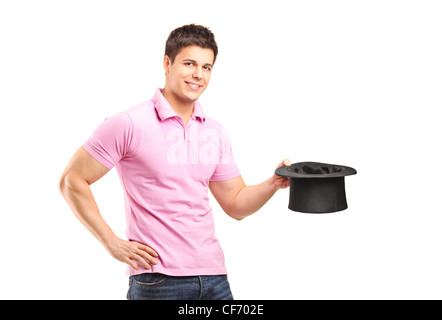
[183,90,203,102]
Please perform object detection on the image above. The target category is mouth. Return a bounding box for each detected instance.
[185,81,203,91]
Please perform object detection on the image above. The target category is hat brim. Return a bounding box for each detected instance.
[275,161,357,179]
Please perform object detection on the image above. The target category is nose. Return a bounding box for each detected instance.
[193,67,203,79]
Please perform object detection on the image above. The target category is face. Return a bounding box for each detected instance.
[163,45,214,105]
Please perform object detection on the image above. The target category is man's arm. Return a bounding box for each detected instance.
[209,159,291,220]
[59,146,158,270]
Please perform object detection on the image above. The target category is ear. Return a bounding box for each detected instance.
[163,55,171,75]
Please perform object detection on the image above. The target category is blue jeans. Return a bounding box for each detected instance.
[127,273,234,300]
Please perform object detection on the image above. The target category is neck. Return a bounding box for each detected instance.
[161,88,194,125]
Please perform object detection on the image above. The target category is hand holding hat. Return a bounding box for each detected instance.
[272,159,291,190]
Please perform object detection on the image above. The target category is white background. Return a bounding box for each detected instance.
[1,0,441,299]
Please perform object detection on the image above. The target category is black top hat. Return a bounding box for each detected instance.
[275,161,357,213]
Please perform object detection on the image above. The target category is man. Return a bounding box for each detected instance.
[59,24,290,300]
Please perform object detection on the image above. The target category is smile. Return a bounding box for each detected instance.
[185,82,202,90]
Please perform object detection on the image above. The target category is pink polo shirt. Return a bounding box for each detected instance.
[83,88,240,276]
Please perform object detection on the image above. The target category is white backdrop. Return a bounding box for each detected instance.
[1,0,441,299]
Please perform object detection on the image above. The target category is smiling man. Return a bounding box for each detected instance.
[59,24,290,300]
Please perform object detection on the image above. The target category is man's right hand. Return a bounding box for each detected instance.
[104,237,159,270]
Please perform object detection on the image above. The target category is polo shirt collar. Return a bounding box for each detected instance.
[152,88,206,123]
[192,100,206,123]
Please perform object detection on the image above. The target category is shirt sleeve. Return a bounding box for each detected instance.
[210,126,241,182]
[83,112,133,170]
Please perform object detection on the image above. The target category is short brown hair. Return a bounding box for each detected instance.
[165,24,218,65]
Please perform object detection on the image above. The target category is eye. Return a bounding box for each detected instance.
[203,66,212,71]
[185,62,193,66]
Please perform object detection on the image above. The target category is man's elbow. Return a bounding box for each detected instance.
[59,171,84,197]
[228,213,245,221]
[59,173,68,194]
[59,172,74,198]
[224,206,250,221]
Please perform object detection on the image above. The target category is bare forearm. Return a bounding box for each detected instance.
[210,160,291,220]
[228,176,279,220]
[59,175,116,246]
[59,174,158,270]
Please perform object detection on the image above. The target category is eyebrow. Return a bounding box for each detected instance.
[182,58,213,68]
